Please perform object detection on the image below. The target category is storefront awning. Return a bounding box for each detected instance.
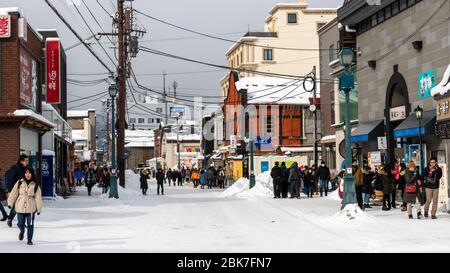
[351,120,384,143]
[394,110,436,138]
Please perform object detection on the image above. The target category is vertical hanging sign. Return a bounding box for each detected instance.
[46,38,61,104]
[0,15,11,38]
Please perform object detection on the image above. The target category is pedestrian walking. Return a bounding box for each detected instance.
[403,161,422,219]
[207,167,215,189]
[280,162,289,198]
[380,167,393,211]
[311,165,318,195]
[101,168,111,194]
[270,162,282,198]
[303,166,315,198]
[353,162,364,210]
[84,168,96,196]
[140,169,150,195]
[391,163,401,209]
[191,169,200,188]
[362,166,374,208]
[317,161,331,197]
[166,169,172,187]
[171,169,177,186]
[423,158,442,219]
[200,169,207,189]
[217,167,225,189]
[7,167,42,245]
[177,170,183,187]
[397,163,407,211]
[288,162,302,198]
[156,168,165,195]
[4,154,31,228]
[185,168,191,183]
[74,167,83,187]
[0,168,9,221]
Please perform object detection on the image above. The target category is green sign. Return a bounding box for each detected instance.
[339,72,358,123]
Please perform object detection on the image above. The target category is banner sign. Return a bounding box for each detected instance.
[0,15,11,38]
[20,48,37,110]
[46,38,61,104]
[438,164,448,206]
[418,69,437,99]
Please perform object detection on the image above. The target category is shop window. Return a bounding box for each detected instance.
[407,0,416,7]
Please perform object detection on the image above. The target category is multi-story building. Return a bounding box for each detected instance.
[220,0,337,98]
[338,0,450,175]
[0,8,54,186]
[67,110,96,166]
[124,129,154,170]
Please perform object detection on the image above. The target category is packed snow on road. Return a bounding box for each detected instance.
[1,170,450,253]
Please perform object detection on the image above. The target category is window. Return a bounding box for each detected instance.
[400,0,407,11]
[263,49,273,61]
[371,14,377,27]
[138,118,145,124]
[129,118,136,124]
[331,93,335,125]
[156,118,161,123]
[408,0,416,6]
[287,13,297,24]
[266,109,272,133]
[378,10,384,23]
[148,118,154,124]
[385,5,392,19]
[156,108,162,113]
[392,1,399,15]
[329,44,336,63]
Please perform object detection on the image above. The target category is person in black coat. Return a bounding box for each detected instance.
[270,162,282,198]
[423,158,443,219]
[362,166,374,208]
[397,163,407,211]
[84,168,97,196]
[316,161,331,197]
[280,162,289,198]
[140,169,150,195]
[303,166,315,198]
[156,168,165,195]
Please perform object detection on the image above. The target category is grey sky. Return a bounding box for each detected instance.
[2,0,342,112]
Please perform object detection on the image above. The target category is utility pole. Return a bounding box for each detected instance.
[312,65,318,168]
[163,71,168,125]
[176,114,181,171]
[172,81,178,103]
[117,0,126,187]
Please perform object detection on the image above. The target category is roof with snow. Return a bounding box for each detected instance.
[125,141,155,148]
[165,133,201,141]
[125,129,154,138]
[431,64,450,96]
[235,77,319,105]
[12,110,55,128]
[0,7,19,15]
[67,110,89,118]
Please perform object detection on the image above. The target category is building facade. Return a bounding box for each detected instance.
[67,110,96,166]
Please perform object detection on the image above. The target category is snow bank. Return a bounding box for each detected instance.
[219,172,274,199]
[99,170,146,205]
[331,204,374,223]
[327,189,342,201]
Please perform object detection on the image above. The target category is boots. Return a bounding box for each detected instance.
[417,212,422,219]
[424,211,429,218]
[409,215,413,219]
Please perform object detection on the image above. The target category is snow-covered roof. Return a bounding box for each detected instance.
[165,133,201,141]
[125,129,154,138]
[321,135,336,141]
[431,64,450,96]
[67,110,89,118]
[0,7,19,15]
[12,110,55,128]
[235,77,319,105]
[72,129,86,141]
[280,147,322,153]
[125,141,154,148]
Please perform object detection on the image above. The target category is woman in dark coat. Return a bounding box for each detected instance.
[303,167,314,198]
[381,167,393,211]
[362,166,374,208]
[397,163,407,211]
[140,169,150,195]
[403,161,422,219]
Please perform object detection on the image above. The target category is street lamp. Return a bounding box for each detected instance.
[108,83,119,199]
[338,47,357,208]
[415,105,424,175]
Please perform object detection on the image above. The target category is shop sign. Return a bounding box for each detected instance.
[369,151,382,166]
[389,105,406,121]
[436,97,450,121]
[377,137,387,150]
[418,70,437,99]
[230,135,237,148]
[438,164,448,205]
[20,48,37,110]
[46,38,61,104]
[0,15,11,38]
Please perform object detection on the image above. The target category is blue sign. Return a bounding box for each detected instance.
[255,136,272,149]
[170,106,185,117]
[261,161,269,172]
[418,70,437,99]
[42,155,54,197]
[339,73,355,91]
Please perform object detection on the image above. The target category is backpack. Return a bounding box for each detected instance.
[5,165,17,192]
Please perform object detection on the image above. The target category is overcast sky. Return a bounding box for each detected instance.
[2,0,342,113]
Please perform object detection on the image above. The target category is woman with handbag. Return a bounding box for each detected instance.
[423,158,442,219]
[403,161,422,219]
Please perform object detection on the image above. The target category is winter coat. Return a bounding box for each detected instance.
[423,166,443,189]
[206,168,215,180]
[5,164,27,192]
[397,169,406,190]
[382,174,393,195]
[102,174,111,187]
[270,166,283,184]
[403,170,419,204]
[217,170,225,181]
[191,171,200,180]
[0,178,7,202]
[303,172,315,187]
[362,171,374,194]
[7,179,42,214]
[200,173,207,185]
[74,169,83,180]
[288,166,301,183]
[140,172,149,189]
[316,165,331,180]
[156,172,165,184]
[84,171,96,187]
[354,167,364,187]
[280,165,289,183]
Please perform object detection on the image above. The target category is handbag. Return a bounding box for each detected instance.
[405,183,417,194]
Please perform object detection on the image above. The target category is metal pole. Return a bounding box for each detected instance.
[249,140,255,189]
[177,115,181,171]
[109,97,119,198]
[419,119,423,175]
[117,0,126,187]
[342,74,357,207]
[163,71,168,125]
[312,66,318,168]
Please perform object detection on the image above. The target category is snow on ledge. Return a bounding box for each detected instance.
[12,109,55,128]
[431,64,450,96]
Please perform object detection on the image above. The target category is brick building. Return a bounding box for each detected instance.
[0,9,53,183]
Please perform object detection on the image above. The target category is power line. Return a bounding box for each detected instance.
[96,0,115,19]
[44,0,114,75]
[134,9,333,52]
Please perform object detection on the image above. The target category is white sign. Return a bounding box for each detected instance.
[370,151,382,165]
[390,105,406,121]
[18,17,27,42]
[230,135,237,148]
[438,164,448,206]
[378,137,387,150]
[0,15,11,38]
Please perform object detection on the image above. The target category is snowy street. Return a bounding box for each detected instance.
[1,171,450,253]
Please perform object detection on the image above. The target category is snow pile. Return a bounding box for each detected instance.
[99,170,146,205]
[331,204,374,223]
[327,189,342,201]
[219,172,274,199]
